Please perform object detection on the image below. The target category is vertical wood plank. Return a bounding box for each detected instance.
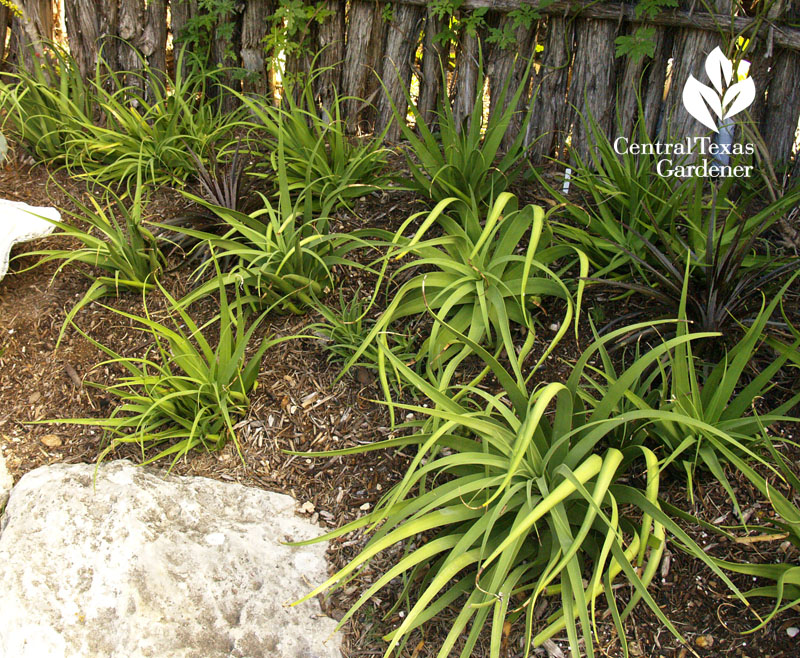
[484,11,538,149]
[314,1,345,110]
[760,49,800,166]
[659,0,733,142]
[170,0,200,76]
[284,12,320,100]
[566,17,618,163]
[526,17,572,162]
[342,0,384,132]
[9,0,54,69]
[0,5,8,65]
[376,3,424,141]
[240,0,273,95]
[417,9,445,130]
[615,6,671,140]
[757,2,800,167]
[451,28,480,133]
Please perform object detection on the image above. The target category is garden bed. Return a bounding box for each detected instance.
[1,158,798,658]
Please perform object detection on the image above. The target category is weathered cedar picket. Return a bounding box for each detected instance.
[1,0,800,175]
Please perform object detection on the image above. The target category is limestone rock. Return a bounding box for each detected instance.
[0,460,342,658]
[0,200,60,281]
[0,449,12,511]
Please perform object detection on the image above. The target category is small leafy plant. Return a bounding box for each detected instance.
[541,113,693,281]
[67,49,244,187]
[0,45,243,187]
[0,45,95,162]
[158,140,258,264]
[345,193,587,385]
[585,275,800,506]
[22,176,162,347]
[596,188,800,337]
[51,272,281,469]
[308,287,416,386]
[386,54,533,207]
[169,139,367,315]
[236,73,389,210]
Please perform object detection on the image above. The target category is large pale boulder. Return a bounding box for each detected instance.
[0,460,342,658]
[0,200,60,281]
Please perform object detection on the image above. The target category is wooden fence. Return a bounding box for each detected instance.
[1,0,799,178]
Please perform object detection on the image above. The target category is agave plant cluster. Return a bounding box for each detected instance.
[6,44,800,658]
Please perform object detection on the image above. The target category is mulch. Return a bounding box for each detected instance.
[1,157,799,658]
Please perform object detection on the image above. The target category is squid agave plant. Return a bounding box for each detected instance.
[344,192,587,388]
[47,271,286,470]
[22,174,162,348]
[167,138,363,315]
[290,321,746,658]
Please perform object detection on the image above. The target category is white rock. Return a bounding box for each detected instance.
[0,200,61,281]
[787,626,799,638]
[0,460,342,658]
[0,449,12,511]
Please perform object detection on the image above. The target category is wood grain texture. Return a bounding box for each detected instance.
[526,16,571,161]
[417,9,446,130]
[566,17,618,163]
[452,28,480,134]
[394,0,800,51]
[314,2,346,111]
[0,5,7,65]
[660,0,732,143]
[240,0,272,95]
[9,0,53,69]
[342,0,384,131]
[376,4,424,141]
[484,11,538,150]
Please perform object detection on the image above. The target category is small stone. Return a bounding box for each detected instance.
[300,501,315,515]
[359,502,371,511]
[787,626,799,638]
[40,435,62,448]
[695,634,714,649]
[549,323,561,332]
[28,392,41,404]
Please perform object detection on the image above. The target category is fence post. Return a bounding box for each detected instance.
[376,4,424,142]
[240,0,273,96]
[342,0,385,132]
[566,16,618,163]
[484,10,538,150]
[615,3,672,140]
[526,16,572,163]
[314,2,346,112]
[758,2,800,169]
[417,9,446,131]
[451,27,480,133]
[0,5,9,65]
[9,0,53,69]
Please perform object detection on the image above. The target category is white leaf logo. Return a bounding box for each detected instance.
[682,46,755,133]
[683,76,722,132]
[722,78,756,120]
[705,46,732,94]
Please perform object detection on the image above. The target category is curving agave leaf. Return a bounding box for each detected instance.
[682,75,722,132]
[705,46,733,95]
[722,77,756,120]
